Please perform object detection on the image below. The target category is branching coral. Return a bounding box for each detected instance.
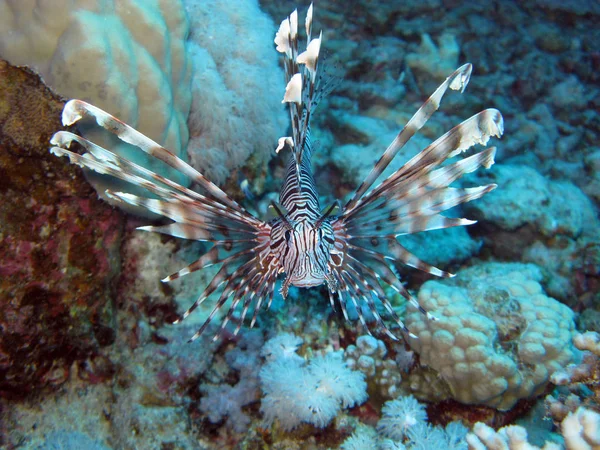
[561,407,600,450]
[466,422,562,450]
[547,331,600,437]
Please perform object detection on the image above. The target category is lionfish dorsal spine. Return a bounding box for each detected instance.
[275,4,322,189]
[273,4,326,226]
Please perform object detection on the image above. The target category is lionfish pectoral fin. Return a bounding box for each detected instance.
[280,276,292,298]
[326,64,502,337]
[50,99,284,341]
[344,64,475,214]
[325,271,338,293]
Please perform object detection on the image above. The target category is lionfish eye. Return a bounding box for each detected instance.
[284,230,291,243]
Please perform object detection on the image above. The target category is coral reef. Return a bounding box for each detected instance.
[467,422,562,450]
[341,395,469,450]
[405,32,460,84]
[0,0,192,184]
[405,263,576,410]
[377,396,428,441]
[345,335,404,398]
[260,333,367,431]
[465,164,600,306]
[1,0,599,449]
[39,431,111,450]
[466,165,595,238]
[199,330,263,433]
[548,331,600,415]
[0,61,124,398]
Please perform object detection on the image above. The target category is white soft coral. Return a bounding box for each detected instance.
[377,396,428,441]
[259,334,367,431]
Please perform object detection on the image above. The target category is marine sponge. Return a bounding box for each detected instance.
[259,334,367,431]
[405,262,576,410]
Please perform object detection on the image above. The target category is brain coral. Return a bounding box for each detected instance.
[0,0,192,184]
[404,263,576,411]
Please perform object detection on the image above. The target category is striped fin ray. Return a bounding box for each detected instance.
[276,4,327,181]
[345,147,497,226]
[104,192,257,237]
[348,237,451,278]
[343,254,416,338]
[327,65,503,338]
[353,110,503,212]
[328,253,414,339]
[185,241,280,342]
[50,100,281,341]
[344,63,474,214]
[345,186,493,237]
[57,99,247,215]
[160,242,256,283]
[50,131,262,228]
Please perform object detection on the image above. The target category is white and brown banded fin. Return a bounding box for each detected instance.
[51,98,282,342]
[344,63,475,214]
[59,99,248,215]
[51,131,262,228]
[327,64,502,338]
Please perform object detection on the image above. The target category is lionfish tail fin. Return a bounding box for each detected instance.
[51,101,280,341]
[329,65,503,338]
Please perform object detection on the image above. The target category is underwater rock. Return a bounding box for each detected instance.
[466,164,595,239]
[0,60,124,398]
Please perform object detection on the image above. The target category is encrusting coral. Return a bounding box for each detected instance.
[405,262,576,410]
[0,61,123,398]
[345,335,403,398]
[466,422,562,450]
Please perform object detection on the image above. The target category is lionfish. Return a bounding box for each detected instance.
[50,5,503,341]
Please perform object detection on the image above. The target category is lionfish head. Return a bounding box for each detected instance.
[270,216,336,293]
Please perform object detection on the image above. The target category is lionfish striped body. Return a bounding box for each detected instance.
[50,5,503,341]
